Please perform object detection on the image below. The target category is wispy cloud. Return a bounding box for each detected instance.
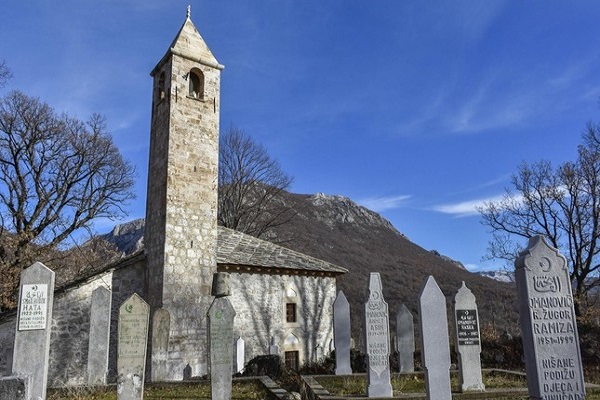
[431,194,505,217]
[357,194,412,212]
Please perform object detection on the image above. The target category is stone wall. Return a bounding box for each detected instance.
[228,272,337,368]
[0,257,146,387]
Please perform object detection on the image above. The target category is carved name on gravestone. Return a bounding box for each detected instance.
[333,290,352,375]
[151,308,170,382]
[88,286,112,385]
[365,272,393,398]
[117,293,149,400]
[516,236,585,400]
[208,296,236,400]
[454,282,485,392]
[396,304,415,373]
[419,276,452,400]
[12,262,55,400]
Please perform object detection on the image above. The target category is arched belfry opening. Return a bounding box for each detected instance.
[188,68,204,99]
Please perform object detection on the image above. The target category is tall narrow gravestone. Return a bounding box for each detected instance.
[151,308,170,382]
[396,304,415,373]
[208,297,236,400]
[419,276,452,400]
[516,236,585,400]
[333,290,352,375]
[235,336,245,374]
[117,293,150,400]
[88,286,112,385]
[364,272,393,398]
[454,282,484,392]
[12,262,55,400]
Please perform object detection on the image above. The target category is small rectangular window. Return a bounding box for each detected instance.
[286,303,297,323]
[284,351,299,370]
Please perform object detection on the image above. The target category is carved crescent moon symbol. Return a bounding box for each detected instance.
[125,304,134,313]
[31,285,37,291]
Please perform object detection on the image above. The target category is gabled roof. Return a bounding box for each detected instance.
[217,226,347,275]
[151,9,223,76]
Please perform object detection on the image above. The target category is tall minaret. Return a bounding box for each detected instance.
[145,7,223,379]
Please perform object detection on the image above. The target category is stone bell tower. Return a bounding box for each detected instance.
[145,7,223,379]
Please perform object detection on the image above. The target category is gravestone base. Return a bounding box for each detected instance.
[367,370,393,398]
[0,376,29,400]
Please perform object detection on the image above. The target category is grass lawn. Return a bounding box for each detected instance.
[316,370,600,399]
[47,380,269,400]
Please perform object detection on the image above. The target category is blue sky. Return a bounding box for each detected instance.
[2,1,600,271]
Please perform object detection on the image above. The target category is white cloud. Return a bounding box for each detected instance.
[432,194,505,217]
[357,194,412,212]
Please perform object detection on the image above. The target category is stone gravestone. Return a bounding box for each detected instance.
[515,236,585,399]
[235,336,245,374]
[333,290,352,375]
[117,293,150,400]
[88,286,112,385]
[151,308,170,382]
[396,304,415,373]
[269,336,280,355]
[207,297,236,400]
[364,272,393,398]
[12,262,55,400]
[419,276,452,400]
[454,282,485,392]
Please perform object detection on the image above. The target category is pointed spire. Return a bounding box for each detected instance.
[186,5,191,20]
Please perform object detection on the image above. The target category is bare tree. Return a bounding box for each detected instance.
[0,61,11,89]
[479,123,600,315]
[0,90,135,309]
[218,126,294,239]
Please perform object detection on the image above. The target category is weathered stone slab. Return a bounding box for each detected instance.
[364,272,393,398]
[235,336,245,374]
[208,296,236,400]
[117,293,150,400]
[151,308,170,382]
[12,262,55,400]
[0,376,29,400]
[88,286,112,385]
[396,304,415,373]
[454,282,484,392]
[516,236,585,399]
[419,276,451,400]
[333,290,352,375]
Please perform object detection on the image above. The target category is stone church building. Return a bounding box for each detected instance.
[0,11,346,385]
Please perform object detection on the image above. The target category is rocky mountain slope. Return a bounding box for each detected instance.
[104,191,519,345]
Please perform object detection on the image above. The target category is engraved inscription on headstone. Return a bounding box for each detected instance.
[364,272,393,398]
[333,290,352,375]
[419,275,452,400]
[516,236,585,400]
[117,293,150,400]
[396,304,415,373]
[12,262,55,400]
[208,296,236,400]
[454,282,484,392]
[18,284,48,331]
[456,309,479,346]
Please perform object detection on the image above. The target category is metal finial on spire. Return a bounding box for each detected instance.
[187,5,191,19]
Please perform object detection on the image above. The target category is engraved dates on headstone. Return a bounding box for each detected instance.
[456,309,479,346]
[364,272,393,398]
[18,284,48,331]
[515,236,585,400]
